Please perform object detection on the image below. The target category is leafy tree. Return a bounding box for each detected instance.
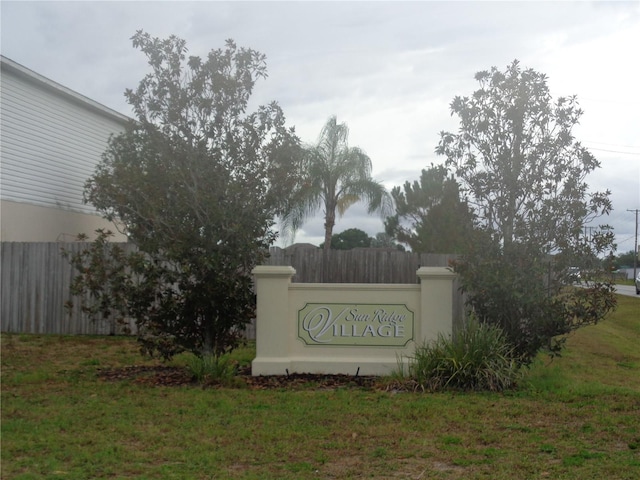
[282,116,393,250]
[436,60,616,364]
[320,228,372,250]
[613,250,638,269]
[385,164,474,253]
[67,32,299,360]
[370,232,405,250]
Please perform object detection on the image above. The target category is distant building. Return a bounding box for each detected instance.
[619,267,636,280]
[1,55,130,241]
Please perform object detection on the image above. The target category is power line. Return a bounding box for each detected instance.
[582,140,640,156]
[585,140,640,149]
[588,147,640,156]
[581,96,640,106]
[617,235,637,244]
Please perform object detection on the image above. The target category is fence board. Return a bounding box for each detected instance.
[264,246,456,283]
[1,242,464,336]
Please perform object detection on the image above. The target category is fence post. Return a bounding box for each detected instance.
[251,265,296,375]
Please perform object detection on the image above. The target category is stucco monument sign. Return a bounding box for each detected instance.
[251,265,456,376]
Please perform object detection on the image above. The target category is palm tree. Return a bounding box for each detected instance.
[282,116,393,250]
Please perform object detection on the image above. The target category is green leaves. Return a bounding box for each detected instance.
[437,60,616,364]
[72,32,299,360]
[407,320,520,392]
[281,115,392,250]
[384,165,474,253]
[62,230,138,336]
[321,228,371,250]
[437,60,611,253]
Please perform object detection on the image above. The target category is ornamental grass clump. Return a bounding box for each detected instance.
[185,354,237,385]
[408,320,520,392]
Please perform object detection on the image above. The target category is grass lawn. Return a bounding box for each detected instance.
[2,296,639,479]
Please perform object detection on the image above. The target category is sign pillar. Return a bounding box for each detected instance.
[417,267,457,342]
[252,265,295,375]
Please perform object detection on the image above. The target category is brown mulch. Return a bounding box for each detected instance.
[96,364,380,390]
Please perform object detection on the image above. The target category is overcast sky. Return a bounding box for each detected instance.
[2,1,639,252]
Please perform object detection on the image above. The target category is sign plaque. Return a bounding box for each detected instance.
[298,303,414,347]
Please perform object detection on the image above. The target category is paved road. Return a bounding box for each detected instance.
[614,284,639,298]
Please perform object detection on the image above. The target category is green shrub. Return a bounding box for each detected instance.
[407,321,520,392]
[453,240,617,365]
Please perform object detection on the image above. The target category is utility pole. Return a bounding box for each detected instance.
[628,209,639,281]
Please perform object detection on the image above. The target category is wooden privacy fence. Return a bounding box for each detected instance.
[1,242,138,335]
[265,246,457,283]
[1,242,464,336]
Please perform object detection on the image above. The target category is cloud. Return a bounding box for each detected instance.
[2,0,638,252]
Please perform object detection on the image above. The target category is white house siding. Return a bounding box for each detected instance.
[0,56,130,241]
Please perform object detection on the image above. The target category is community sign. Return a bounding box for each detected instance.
[298,303,414,347]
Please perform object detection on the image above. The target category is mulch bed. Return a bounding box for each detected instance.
[96,364,381,390]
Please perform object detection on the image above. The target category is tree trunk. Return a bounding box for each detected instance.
[323,214,335,250]
[504,98,524,252]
